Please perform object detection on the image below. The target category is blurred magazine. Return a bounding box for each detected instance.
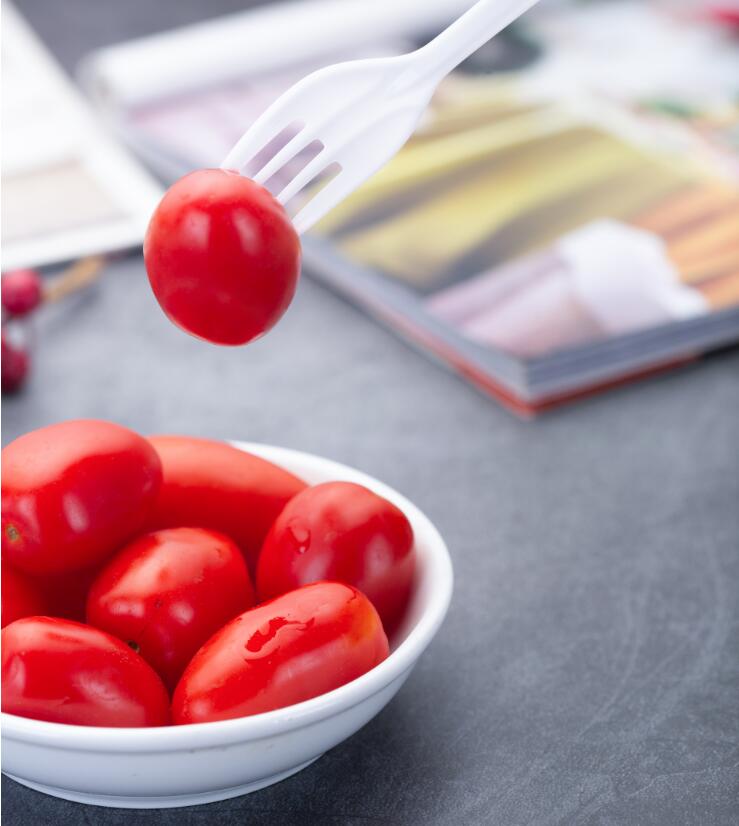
[79,0,739,414]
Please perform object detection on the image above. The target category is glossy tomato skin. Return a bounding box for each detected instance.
[1,563,47,628]
[2,617,170,727]
[2,420,163,575]
[257,482,415,635]
[172,581,389,724]
[144,169,301,346]
[87,527,255,690]
[146,436,305,574]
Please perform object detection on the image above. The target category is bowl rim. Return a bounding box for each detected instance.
[1,441,453,752]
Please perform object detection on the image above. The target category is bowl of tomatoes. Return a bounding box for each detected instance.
[1,421,452,808]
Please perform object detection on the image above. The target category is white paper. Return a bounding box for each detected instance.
[2,4,163,269]
[560,219,707,336]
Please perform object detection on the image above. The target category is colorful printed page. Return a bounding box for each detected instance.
[77,0,739,407]
[313,78,739,362]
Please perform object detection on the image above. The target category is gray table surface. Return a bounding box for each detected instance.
[4,2,739,824]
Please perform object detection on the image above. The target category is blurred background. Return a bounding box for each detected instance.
[2,2,739,824]
[3,0,739,412]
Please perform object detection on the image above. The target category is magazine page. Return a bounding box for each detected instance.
[313,77,739,365]
[78,0,739,410]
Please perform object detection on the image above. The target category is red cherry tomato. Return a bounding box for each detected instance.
[146,436,305,574]
[2,617,170,727]
[144,169,301,346]
[34,565,102,623]
[2,420,162,575]
[1,269,43,317]
[3,563,98,625]
[257,482,415,635]
[172,581,389,724]
[1,563,47,627]
[1,330,30,394]
[87,527,255,690]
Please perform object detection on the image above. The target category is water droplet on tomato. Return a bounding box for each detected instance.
[244,617,293,652]
[287,523,310,554]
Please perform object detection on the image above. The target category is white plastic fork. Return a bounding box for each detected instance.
[222,0,541,234]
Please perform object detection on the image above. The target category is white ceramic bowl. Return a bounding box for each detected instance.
[1,442,453,809]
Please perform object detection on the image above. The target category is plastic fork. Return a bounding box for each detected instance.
[221,0,541,234]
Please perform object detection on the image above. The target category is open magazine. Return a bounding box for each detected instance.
[79,0,739,414]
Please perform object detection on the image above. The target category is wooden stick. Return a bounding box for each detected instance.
[43,256,106,304]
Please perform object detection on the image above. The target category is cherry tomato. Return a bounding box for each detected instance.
[257,482,415,635]
[172,581,389,724]
[1,269,43,317]
[146,435,305,574]
[1,563,47,627]
[144,169,301,346]
[1,329,31,394]
[2,617,170,727]
[87,527,255,690]
[2,420,162,575]
[34,565,102,623]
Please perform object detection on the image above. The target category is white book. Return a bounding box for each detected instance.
[2,3,163,270]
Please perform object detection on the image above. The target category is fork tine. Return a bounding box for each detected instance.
[291,166,369,234]
[221,102,300,172]
[252,129,319,186]
[275,149,330,206]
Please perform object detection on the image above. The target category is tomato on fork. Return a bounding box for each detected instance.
[144,169,301,346]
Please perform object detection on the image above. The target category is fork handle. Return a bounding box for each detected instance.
[410,0,542,86]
